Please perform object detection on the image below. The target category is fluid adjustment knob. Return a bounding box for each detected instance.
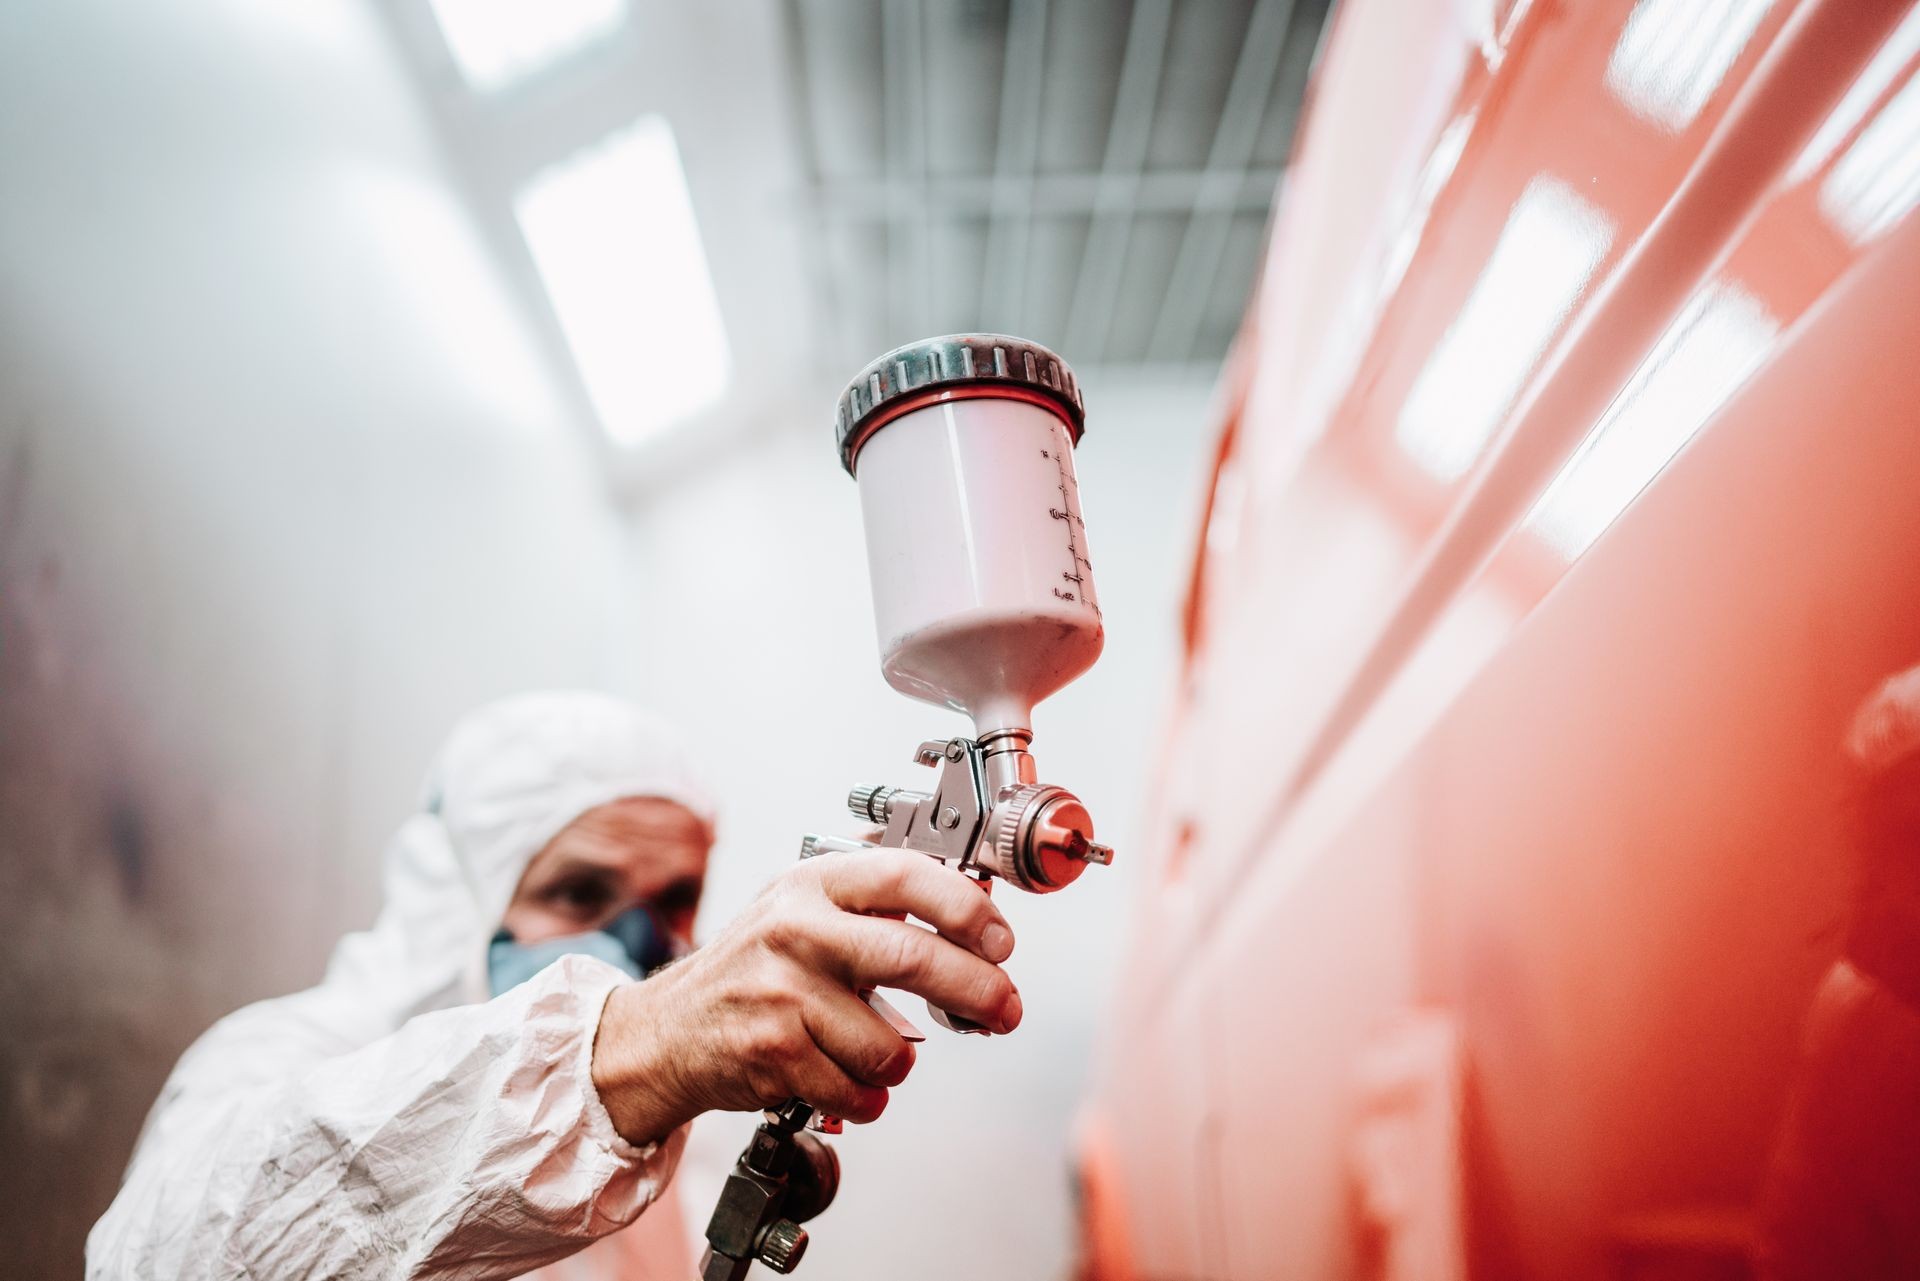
[848,785,931,827]
[757,1220,809,1274]
[846,784,891,823]
[848,784,899,824]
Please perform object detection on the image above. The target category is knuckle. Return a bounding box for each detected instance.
[965,890,999,935]
[971,963,1013,1011]
[868,1038,915,1086]
[873,850,915,901]
[758,909,808,956]
[793,859,831,896]
[754,870,800,912]
[876,926,932,984]
[854,1037,892,1083]
[926,860,968,903]
[770,864,824,912]
[744,1063,786,1110]
[740,1011,804,1072]
[940,875,990,935]
[841,1085,887,1125]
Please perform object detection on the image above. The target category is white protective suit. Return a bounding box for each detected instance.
[87,691,717,1281]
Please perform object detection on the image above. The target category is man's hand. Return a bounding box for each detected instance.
[590,849,1020,1146]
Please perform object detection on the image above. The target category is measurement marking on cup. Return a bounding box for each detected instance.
[1043,449,1100,617]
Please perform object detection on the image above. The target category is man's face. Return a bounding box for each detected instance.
[499,796,712,945]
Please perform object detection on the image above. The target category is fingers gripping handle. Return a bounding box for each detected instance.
[797,830,996,1037]
[926,876,996,1034]
[803,989,928,1135]
[793,837,936,1133]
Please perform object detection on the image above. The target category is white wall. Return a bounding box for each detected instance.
[0,0,1220,1275]
[0,1,639,1272]
[623,376,1215,1279]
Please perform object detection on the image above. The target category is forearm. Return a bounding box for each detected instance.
[593,955,707,1146]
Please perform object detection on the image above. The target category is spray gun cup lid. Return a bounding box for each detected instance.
[834,334,1086,476]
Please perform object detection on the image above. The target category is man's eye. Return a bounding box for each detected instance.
[551,880,613,912]
[654,879,701,915]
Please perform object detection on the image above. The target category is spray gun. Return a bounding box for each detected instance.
[698,335,1114,1279]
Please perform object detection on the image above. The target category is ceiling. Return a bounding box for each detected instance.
[783,0,1337,373]
[379,0,1336,466]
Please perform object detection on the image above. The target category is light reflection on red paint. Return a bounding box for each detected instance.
[1077,1,1920,1278]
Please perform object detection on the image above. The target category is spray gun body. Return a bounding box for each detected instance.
[844,731,1112,890]
[700,336,1112,1278]
[808,729,1112,1034]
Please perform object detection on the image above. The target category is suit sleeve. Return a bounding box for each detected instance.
[86,954,683,1280]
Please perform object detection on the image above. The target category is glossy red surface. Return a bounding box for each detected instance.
[1080,1,1920,1277]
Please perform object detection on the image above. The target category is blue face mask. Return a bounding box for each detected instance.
[488,903,678,997]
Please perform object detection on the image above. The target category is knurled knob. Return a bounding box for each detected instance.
[847,785,896,824]
[834,334,1086,475]
[757,1220,809,1274]
[991,784,1053,888]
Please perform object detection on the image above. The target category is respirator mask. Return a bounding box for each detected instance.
[487,903,680,997]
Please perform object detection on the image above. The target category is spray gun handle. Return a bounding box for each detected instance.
[863,989,926,1041]
[927,1004,991,1035]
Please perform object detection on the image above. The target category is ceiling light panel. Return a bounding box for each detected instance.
[426,0,627,91]
[515,117,731,449]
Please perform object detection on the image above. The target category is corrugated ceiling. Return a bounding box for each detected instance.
[783,0,1336,371]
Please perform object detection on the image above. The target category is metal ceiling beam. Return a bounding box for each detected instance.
[981,0,1050,333]
[1061,0,1174,362]
[910,0,936,338]
[881,0,931,341]
[788,0,1328,366]
[1147,0,1299,361]
[808,166,1284,218]
[778,0,849,366]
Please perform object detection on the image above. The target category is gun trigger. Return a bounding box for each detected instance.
[862,989,927,1043]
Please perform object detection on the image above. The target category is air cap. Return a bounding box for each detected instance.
[834,333,1086,475]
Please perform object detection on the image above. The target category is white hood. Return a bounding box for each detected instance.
[319,690,717,1044]
[87,690,713,1281]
